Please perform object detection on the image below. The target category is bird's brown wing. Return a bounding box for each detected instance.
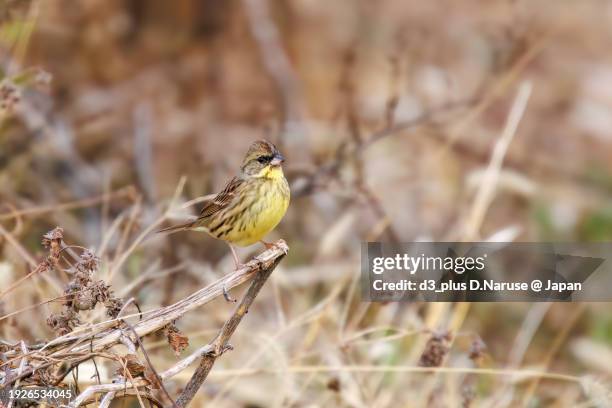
[198,176,244,220]
[157,177,244,234]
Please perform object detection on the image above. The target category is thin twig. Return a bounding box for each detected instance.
[241,0,306,133]
[133,103,157,204]
[3,240,289,408]
[0,187,135,221]
[0,224,63,297]
[117,298,177,408]
[42,242,288,355]
[292,98,477,198]
[207,364,583,384]
[462,81,532,240]
[175,240,288,407]
[98,391,116,408]
[6,342,28,408]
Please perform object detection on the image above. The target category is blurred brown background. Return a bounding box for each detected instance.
[1,0,611,406]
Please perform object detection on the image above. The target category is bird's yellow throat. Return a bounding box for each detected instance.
[257,165,285,180]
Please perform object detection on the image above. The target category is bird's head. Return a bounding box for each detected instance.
[240,140,286,179]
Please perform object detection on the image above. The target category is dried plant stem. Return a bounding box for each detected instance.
[69,345,212,407]
[241,0,305,131]
[47,242,286,355]
[463,81,532,240]
[0,187,135,221]
[117,298,177,408]
[0,224,63,297]
[66,241,288,407]
[6,342,28,408]
[2,240,288,408]
[520,304,586,406]
[175,241,287,407]
[208,364,582,384]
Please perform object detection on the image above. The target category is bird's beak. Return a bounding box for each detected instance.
[270,153,285,166]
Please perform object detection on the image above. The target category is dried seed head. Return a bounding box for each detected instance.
[43,229,124,333]
[77,249,100,273]
[47,310,81,336]
[42,227,64,248]
[419,330,452,367]
[74,291,96,311]
[166,324,189,356]
[105,297,124,318]
[0,81,20,113]
[469,337,487,362]
[117,354,145,378]
[327,377,341,392]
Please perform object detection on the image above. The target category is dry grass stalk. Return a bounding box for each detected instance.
[175,240,288,406]
[0,228,288,407]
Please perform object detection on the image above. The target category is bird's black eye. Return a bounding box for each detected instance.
[257,156,271,164]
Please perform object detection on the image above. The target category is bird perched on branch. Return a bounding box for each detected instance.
[159,139,290,271]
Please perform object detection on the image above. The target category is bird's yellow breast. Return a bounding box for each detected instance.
[225,176,290,246]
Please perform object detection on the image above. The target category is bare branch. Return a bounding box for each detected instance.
[38,241,287,357]
[67,241,287,407]
[175,240,288,407]
[2,239,288,408]
[242,0,306,133]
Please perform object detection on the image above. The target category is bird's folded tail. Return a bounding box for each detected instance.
[157,221,195,234]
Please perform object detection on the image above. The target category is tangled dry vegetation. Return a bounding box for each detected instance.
[1,226,288,407]
[1,0,612,407]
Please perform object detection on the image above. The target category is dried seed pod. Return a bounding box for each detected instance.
[419,330,452,367]
[166,323,189,356]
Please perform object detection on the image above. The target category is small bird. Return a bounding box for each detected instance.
[159,140,290,270]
